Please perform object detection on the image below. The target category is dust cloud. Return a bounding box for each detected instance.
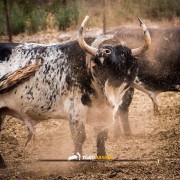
[0,90,179,179]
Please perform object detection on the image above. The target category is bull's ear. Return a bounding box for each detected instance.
[91,34,115,49]
[131,18,151,57]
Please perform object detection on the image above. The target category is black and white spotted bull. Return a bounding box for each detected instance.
[112,27,180,137]
[0,16,151,167]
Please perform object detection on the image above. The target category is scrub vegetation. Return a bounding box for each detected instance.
[0,0,180,35]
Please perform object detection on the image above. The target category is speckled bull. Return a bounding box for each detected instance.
[0,16,151,167]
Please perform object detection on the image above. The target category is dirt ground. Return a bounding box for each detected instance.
[0,90,179,179]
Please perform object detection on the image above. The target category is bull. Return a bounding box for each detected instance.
[0,16,151,167]
[111,27,180,137]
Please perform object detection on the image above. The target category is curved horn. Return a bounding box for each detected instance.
[91,34,114,48]
[78,16,98,56]
[131,18,151,56]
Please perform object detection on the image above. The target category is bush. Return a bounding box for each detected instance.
[9,3,26,35]
[114,0,180,23]
[1,0,180,36]
[27,8,47,34]
[0,2,6,35]
[146,0,180,20]
[55,2,79,31]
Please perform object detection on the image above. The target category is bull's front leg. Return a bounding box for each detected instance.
[68,98,87,160]
[150,93,160,116]
[118,109,132,136]
[114,88,134,138]
[69,119,86,160]
[94,128,108,156]
[113,111,123,139]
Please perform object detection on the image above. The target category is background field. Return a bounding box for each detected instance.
[0,0,180,41]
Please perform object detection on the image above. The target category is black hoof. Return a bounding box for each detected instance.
[123,131,132,137]
[97,150,106,157]
[154,110,160,116]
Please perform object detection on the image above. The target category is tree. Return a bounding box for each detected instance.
[3,0,12,42]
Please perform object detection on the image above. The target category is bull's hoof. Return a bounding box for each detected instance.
[97,153,106,157]
[97,148,106,157]
[68,152,81,161]
[154,110,160,116]
[123,131,132,137]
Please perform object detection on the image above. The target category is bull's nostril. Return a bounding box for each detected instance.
[105,49,111,55]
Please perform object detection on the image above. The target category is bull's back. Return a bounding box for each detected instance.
[113,27,180,92]
[0,41,93,121]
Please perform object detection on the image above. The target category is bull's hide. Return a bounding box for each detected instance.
[0,58,43,94]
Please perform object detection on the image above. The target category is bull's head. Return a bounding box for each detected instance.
[77,16,151,87]
[78,16,151,58]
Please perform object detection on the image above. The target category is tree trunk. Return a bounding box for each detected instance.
[3,0,12,42]
[62,0,67,6]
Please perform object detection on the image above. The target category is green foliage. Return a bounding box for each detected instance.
[27,8,47,34]
[115,0,180,21]
[0,0,180,36]
[0,2,6,35]
[147,0,180,20]
[9,3,26,35]
[54,2,79,31]
[0,2,26,35]
[115,0,140,22]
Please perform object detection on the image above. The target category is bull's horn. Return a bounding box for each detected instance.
[131,18,151,56]
[91,34,114,48]
[78,16,98,56]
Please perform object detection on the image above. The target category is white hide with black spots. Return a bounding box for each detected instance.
[0,43,72,121]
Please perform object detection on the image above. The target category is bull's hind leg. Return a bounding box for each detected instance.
[113,112,123,139]
[1,108,36,146]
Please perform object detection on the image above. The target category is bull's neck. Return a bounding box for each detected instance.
[89,61,111,98]
[89,63,130,107]
[104,80,128,107]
